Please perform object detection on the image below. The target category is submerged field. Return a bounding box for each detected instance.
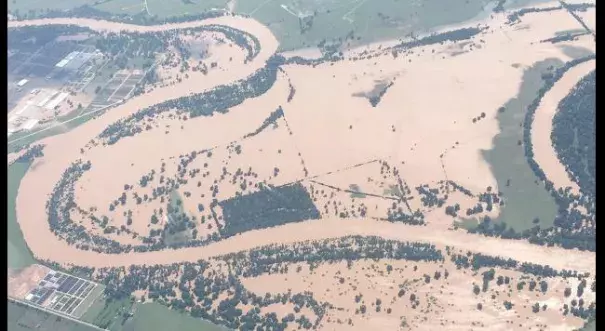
[7,1,596,330]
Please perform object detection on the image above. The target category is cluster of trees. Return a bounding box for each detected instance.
[90,236,443,329]
[46,157,219,254]
[202,25,261,63]
[220,236,444,278]
[218,183,320,237]
[541,32,589,44]
[46,160,129,254]
[478,190,502,212]
[551,70,595,199]
[450,250,585,280]
[471,112,486,123]
[15,144,45,163]
[308,183,372,220]
[386,206,425,225]
[391,27,484,55]
[469,253,518,271]
[99,55,285,145]
[242,106,284,139]
[368,82,394,107]
[56,107,312,253]
[415,185,446,208]
[10,11,260,60]
[286,79,296,102]
[447,180,473,197]
[444,204,460,217]
[99,259,328,330]
[507,6,562,23]
[95,32,165,60]
[284,41,345,67]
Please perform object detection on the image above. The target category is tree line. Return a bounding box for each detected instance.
[99,55,285,145]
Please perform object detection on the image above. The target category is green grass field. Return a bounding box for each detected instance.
[146,0,229,18]
[82,297,134,331]
[93,0,230,18]
[480,59,562,232]
[8,161,36,269]
[240,0,500,51]
[125,302,226,331]
[82,298,225,331]
[8,0,96,16]
[10,0,550,51]
[92,0,147,17]
[8,300,100,331]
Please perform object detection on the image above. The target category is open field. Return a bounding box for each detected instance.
[8,0,553,51]
[7,0,96,16]
[126,302,226,331]
[240,0,509,50]
[81,296,134,330]
[8,299,102,331]
[7,3,596,330]
[8,161,37,269]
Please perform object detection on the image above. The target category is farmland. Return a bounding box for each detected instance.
[8,0,569,51]
[8,299,101,331]
[6,1,596,331]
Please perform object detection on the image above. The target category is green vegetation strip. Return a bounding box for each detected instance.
[8,161,36,269]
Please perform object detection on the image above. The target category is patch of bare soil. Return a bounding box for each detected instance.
[7,264,50,299]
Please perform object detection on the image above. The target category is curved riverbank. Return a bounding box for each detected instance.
[531,60,594,194]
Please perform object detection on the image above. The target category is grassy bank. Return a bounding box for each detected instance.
[7,161,36,269]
